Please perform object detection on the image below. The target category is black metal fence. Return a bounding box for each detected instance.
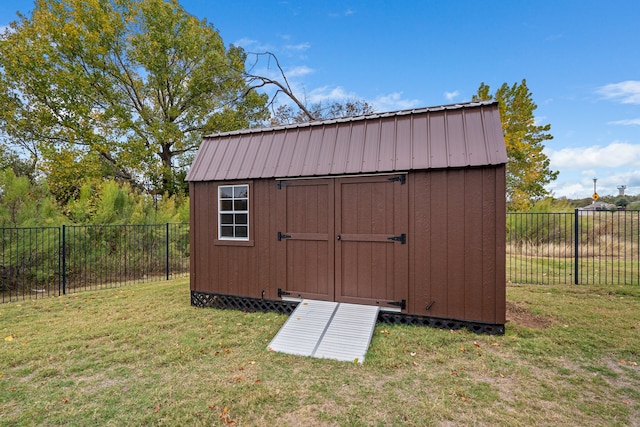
[1,223,189,303]
[507,210,640,285]
[2,212,637,304]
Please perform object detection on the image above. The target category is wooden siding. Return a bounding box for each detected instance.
[408,166,506,324]
[190,166,506,325]
[335,175,408,307]
[190,180,279,299]
[277,179,335,300]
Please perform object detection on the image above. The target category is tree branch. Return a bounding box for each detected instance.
[242,51,317,122]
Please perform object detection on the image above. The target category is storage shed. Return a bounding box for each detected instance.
[186,101,508,333]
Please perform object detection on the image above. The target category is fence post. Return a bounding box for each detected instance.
[61,225,67,295]
[574,209,579,285]
[165,223,170,281]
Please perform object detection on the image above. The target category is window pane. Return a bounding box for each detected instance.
[218,184,250,240]
[220,200,233,211]
[234,186,248,198]
[235,226,248,237]
[220,226,234,237]
[219,186,233,198]
[234,200,247,211]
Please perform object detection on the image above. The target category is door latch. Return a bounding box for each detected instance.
[277,288,291,297]
[387,233,406,244]
[277,232,292,241]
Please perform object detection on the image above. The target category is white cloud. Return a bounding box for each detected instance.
[307,86,357,104]
[534,116,549,126]
[329,9,356,18]
[286,65,313,78]
[609,118,640,126]
[284,42,311,53]
[591,171,640,196]
[444,90,460,102]
[547,141,640,169]
[235,35,310,59]
[547,144,640,198]
[270,85,422,115]
[547,181,586,199]
[232,37,274,52]
[233,37,257,48]
[596,80,640,104]
[371,92,422,112]
[280,88,422,113]
[549,170,640,198]
[611,169,640,188]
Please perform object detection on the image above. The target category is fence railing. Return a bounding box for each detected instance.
[1,212,638,304]
[507,210,639,285]
[1,223,189,303]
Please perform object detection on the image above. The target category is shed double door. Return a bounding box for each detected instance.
[277,175,408,310]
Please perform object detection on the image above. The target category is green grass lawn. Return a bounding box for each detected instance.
[1,280,638,426]
[507,254,640,285]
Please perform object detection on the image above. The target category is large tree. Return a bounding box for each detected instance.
[0,0,268,199]
[474,79,558,211]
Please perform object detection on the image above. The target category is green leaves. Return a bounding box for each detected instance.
[0,169,65,227]
[0,0,268,199]
[475,80,558,211]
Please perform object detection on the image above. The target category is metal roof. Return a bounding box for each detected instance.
[186,101,507,182]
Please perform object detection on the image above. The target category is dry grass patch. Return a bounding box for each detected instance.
[506,301,555,329]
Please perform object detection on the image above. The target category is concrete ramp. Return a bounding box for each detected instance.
[268,299,379,364]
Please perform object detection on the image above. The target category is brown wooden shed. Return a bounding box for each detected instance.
[186,101,508,333]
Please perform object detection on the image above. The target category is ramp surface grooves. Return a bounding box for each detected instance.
[268,299,380,364]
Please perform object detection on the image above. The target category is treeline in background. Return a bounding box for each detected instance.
[0,167,189,300]
[0,168,188,228]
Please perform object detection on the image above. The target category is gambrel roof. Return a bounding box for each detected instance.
[186,101,507,182]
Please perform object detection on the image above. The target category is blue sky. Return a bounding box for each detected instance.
[2,1,639,199]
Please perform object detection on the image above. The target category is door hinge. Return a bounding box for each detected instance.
[388,175,406,184]
[277,232,292,241]
[388,299,406,310]
[387,233,406,244]
[277,288,291,298]
[277,181,289,189]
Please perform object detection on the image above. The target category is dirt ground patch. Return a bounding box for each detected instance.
[506,301,554,329]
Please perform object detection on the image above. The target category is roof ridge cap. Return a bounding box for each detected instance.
[204,100,498,138]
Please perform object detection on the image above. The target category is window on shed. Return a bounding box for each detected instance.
[218,185,249,240]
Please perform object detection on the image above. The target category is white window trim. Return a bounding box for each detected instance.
[218,184,249,241]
